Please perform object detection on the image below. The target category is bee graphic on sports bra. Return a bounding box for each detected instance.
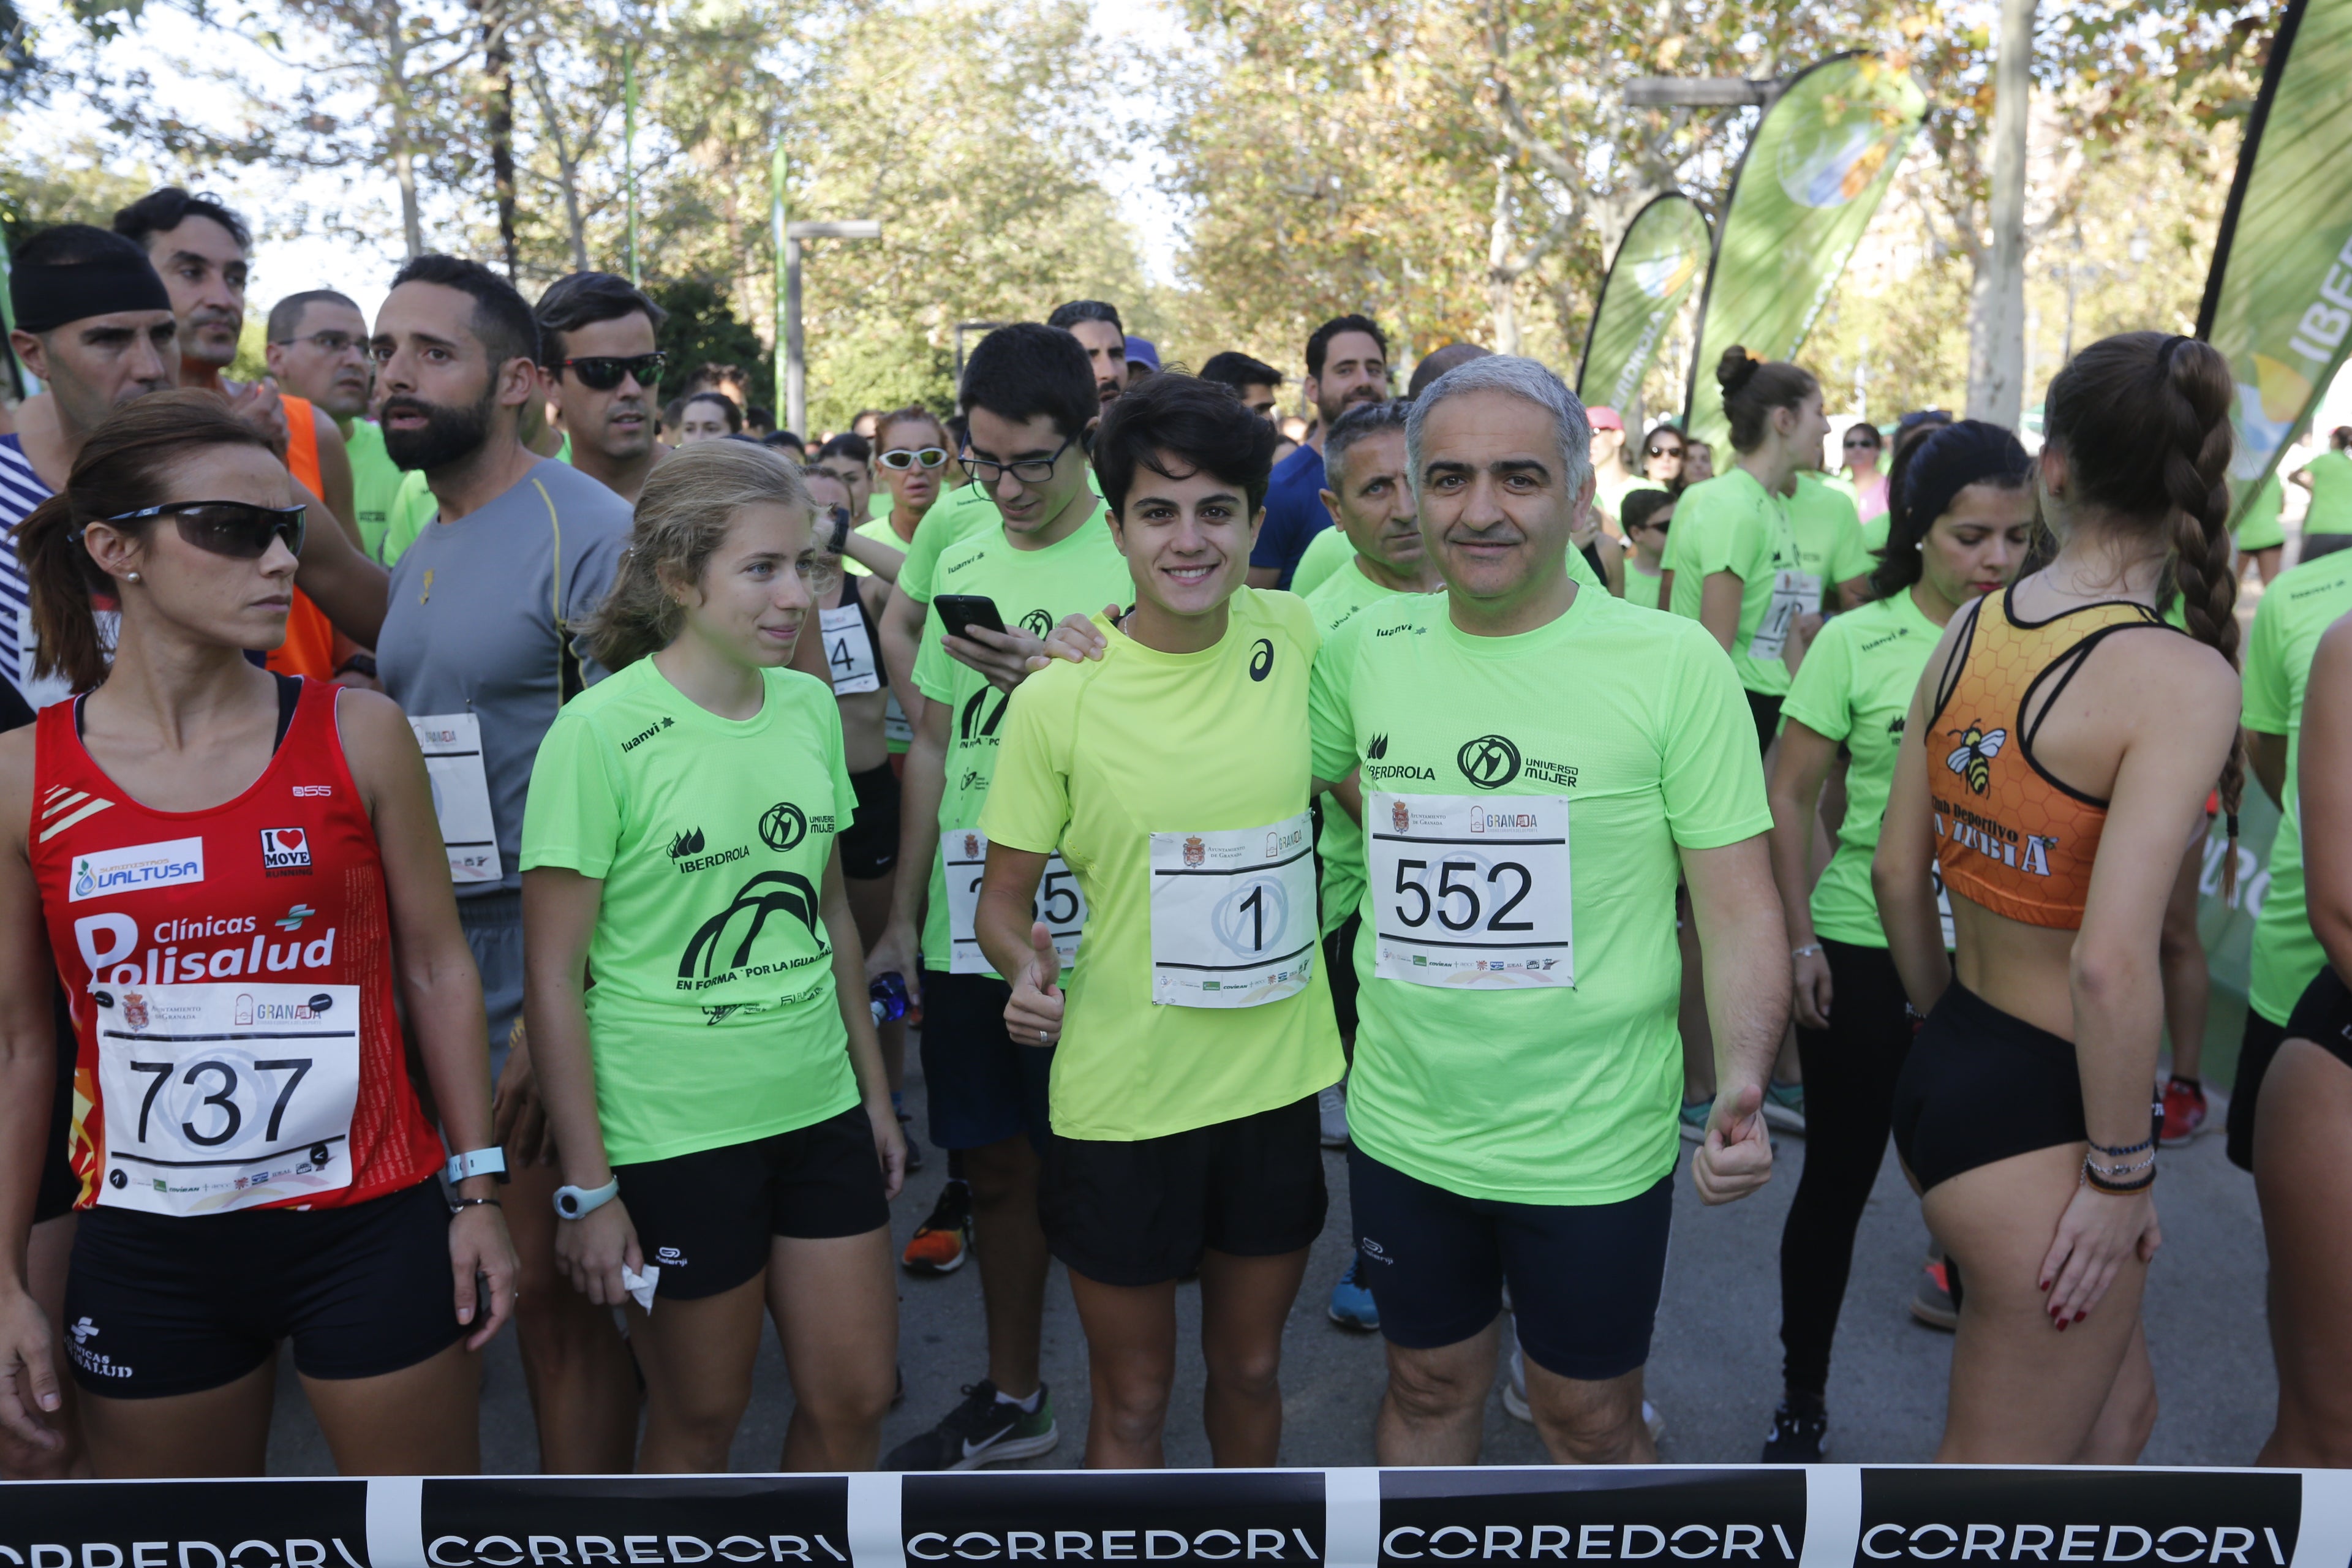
[1944,723,2007,795]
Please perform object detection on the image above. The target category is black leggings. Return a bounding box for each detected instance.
[1777,939,1912,1399]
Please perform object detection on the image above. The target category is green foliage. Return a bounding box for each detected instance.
[649,279,770,405]
[0,132,156,252]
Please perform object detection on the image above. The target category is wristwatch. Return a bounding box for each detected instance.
[445,1147,508,1185]
[554,1177,620,1219]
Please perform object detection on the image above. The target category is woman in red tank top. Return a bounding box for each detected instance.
[1874,334,2244,1463]
[0,391,514,1476]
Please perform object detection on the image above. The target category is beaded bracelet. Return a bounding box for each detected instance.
[2088,1136,2155,1159]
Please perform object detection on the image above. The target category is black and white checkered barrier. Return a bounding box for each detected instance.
[0,1468,2336,1568]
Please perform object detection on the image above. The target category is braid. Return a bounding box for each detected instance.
[2155,337,2244,896]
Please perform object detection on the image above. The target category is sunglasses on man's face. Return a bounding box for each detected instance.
[94,500,307,560]
[557,352,667,392]
[878,447,951,470]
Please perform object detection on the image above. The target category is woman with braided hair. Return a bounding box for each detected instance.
[1874,331,2243,1461]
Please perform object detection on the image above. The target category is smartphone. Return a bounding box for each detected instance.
[935,594,1008,642]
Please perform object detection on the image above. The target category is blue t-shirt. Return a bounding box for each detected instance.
[1250,443,1328,589]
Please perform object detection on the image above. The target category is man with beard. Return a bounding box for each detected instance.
[113,189,376,679]
[534,272,669,505]
[266,288,404,561]
[1046,300,1127,410]
[370,254,639,1473]
[1246,314,1390,590]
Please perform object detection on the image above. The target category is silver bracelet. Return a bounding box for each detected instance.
[1791,943,1823,959]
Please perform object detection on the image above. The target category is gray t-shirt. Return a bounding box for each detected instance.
[380,457,631,897]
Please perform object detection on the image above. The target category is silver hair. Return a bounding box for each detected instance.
[1321,399,1412,486]
[1405,354,1593,503]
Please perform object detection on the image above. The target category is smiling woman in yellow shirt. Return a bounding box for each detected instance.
[976,373,1344,1471]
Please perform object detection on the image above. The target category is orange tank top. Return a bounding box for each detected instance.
[1928,586,2173,930]
[268,396,341,682]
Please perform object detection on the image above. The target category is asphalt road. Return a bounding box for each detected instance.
[260,1028,2277,1474]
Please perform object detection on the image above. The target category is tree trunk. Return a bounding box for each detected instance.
[1968,0,2034,424]
[380,0,426,258]
[1487,158,1521,355]
[475,0,518,279]
[525,47,590,271]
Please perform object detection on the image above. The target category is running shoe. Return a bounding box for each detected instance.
[901,1180,971,1275]
[1759,1400,1828,1463]
[2159,1077,2209,1146]
[1318,1081,1350,1148]
[1910,1256,1958,1331]
[882,1379,1058,1471]
[1502,1343,1665,1440]
[1678,1096,1713,1143]
[1762,1079,1807,1136]
[1328,1255,1378,1330]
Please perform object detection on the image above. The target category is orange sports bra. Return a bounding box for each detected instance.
[1927,586,2172,930]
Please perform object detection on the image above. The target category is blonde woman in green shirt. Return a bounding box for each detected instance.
[1658,347,1833,748]
[1760,421,2034,1464]
[520,442,904,1472]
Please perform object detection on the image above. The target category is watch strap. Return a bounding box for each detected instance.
[445,1147,508,1185]
[554,1177,620,1219]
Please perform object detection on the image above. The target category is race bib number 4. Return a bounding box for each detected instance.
[1747,570,1822,664]
[1148,815,1317,1008]
[820,603,882,695]
[944,829,1086,975]
[410,712,502,884]
[92,981,361,1215]
[1368,793,1572,988]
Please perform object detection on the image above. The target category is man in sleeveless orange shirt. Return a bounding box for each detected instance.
[112,188,386,679]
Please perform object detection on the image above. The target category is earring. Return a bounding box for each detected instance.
[1914,542,1924,553]
[126,570,141,582]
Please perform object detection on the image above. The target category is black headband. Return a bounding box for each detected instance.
[11,249,173,335]
[1902,419,2032,533]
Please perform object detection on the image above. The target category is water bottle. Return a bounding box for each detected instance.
[869,971,910,1026]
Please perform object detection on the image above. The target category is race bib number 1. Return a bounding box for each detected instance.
[944,829,1086,975]
[1747,570,1822,664]
[1368,793,1573,988]
[820,603,882,695]
[1148,814,1317,1008]
[410,712,502,884]
[93,981,361,1216]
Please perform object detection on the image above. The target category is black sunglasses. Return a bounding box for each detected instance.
[1844,435,1881,448]
[91,500,307,560]
[1646,443,1683,459]
[556,352,667,392]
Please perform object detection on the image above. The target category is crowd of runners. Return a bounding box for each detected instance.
[0,186,2350,1481]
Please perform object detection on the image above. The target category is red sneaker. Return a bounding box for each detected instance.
[2159,1077,2208,1146]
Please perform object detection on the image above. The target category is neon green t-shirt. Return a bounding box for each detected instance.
[981,590,1344,1141]
[2304,450,2352,536]
[1659,467,1806,696]
[912,507,1133,974]
[1861,511,1891,557]
[1596,472,1664,526]
[1291,524,1358,598]
[344,419,405,562]
[2244,550,2352,1025]
[844,515,913,579]
[383,434,576,564]
[1303,562,1415,937]
[2236,475,2287,554]
[1308,587,1772,1204]
[1777,589,1945,947]
[1790,473,1871,606]
[519,658,862,1164]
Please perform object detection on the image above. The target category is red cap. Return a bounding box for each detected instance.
[1588,405,1625,431]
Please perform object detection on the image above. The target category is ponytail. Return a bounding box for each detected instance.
[2045,330,2243,892]
[1716,345,1819,454]
[15,493,109,692]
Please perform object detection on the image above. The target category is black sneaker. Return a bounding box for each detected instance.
[1759,1401,1828,1463]
[883,1379,1059,1471]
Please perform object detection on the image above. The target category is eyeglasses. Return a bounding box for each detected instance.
[272,330,364,357]
[1646,444,1683,459]
[959,434,1077,486]
[879,447,951,471]
[556,353,667,392]
[92,500,307,560]
[1844,435,1881,449]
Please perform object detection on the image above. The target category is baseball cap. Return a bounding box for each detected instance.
[1587,405,1625,431]
[1125,336,1161,372]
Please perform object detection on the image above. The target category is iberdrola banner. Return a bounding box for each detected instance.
[1577,193,1711,413]
[2195,0,2352,521]
[1682,51,1926,452]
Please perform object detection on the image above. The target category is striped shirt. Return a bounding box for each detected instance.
[0,436,64,709]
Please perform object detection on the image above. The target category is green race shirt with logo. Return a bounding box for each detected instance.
[2244,550,2352,1025]
[1659,467,1806,696]
[520,658,861,1164]
[1303,561,1415,937]
[912,508,1133,974]
[1308,588,1771,1204]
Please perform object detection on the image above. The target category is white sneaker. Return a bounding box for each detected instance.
[1503,1340,1665,1441]
[1318,1081,1349,1147]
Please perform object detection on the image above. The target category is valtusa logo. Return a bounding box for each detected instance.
[70,837,205,902]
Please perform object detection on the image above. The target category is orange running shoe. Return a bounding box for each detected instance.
[902,1180,971,1275]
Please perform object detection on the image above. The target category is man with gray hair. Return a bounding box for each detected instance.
[1305,355,1789,1466]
